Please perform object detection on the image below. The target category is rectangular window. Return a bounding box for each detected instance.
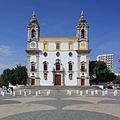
[69,63,72,71]
[44,73,47,80]
[43,42,48,51]
[56,43,60,50]
[69,74,72,80]
[44,63,47,71]
[56,62,60,70]
[81,64,86,72]
[68,42,73,50]
[31,62,35,71]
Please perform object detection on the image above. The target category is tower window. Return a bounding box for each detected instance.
[31,29,36,38]
[81,29,85,38]
[31,62,35,71]
[81,63,86,72]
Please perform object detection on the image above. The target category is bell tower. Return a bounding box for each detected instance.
[76,11,90,86]
[28,11,40,49]
[26,11,41,86]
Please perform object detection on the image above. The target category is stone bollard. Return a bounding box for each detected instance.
[86,90,89,95]
[105,90,108,95]
[19,90,22,95]
[35,91,38,96]
[46,90,50,96]
[67,90,70,96]
[24,91,26,96]
[2,91,4,96]
[13,91,15,96]
[95,90,98,95]
[29,90,31,95]
[76,90,79,95]
[91,91,94,96]
[113,90,118,96]
[69,90,71,96]
[80,90,83,96]
[38,90,41,95]
[102,91,105,96]
[1,91,3,96]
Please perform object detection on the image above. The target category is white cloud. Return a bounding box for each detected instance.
[0,45,13,57]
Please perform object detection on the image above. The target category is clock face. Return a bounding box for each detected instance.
[80,41,87,50]
[30,41,36,48]
[81,42,85,47]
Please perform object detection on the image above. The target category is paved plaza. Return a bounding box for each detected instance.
[0,87,120,120]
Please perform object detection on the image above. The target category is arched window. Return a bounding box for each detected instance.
[56,62,60,70]
[31,29,36,38]
[81,29,85,38]
[68,62,72,71]
[43,61,48,71]
[31,62,35,71]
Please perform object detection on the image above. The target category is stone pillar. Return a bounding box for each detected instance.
[77,54,81,85]
[85,55,90,86]
[27,55,31,85]
[36,55,40,85]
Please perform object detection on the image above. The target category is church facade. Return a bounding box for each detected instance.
[26,11,91,86]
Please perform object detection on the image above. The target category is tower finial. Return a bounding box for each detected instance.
[81,10,84,18]
[32,11,36,18]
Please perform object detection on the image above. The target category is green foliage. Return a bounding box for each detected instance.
[89,61,116,84]
[113,76,120,84]
[0,65,27,86]
[0,76,5,87]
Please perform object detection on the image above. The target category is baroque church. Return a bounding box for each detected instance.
[26,11,91,86]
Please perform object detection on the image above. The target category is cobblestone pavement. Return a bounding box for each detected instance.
[0,88,120,120]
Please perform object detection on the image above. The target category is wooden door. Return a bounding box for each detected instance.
[31,79,35,85]
[81,79,85,86]
[55,75,61,85]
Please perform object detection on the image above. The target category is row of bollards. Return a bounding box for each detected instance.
[0,90,51,97]
[67,90,119,96]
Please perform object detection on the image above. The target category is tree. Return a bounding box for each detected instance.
[1,69,13,86]
[14,65,27,85]
[113,76,120,84]
[0,76,5,87]
[89,61,116,84]
[0,65,27,86]
[89,61,97,79]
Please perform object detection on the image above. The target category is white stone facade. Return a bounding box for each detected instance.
[26,11,90,86]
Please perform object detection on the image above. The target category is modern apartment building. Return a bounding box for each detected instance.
[97,54,114,71]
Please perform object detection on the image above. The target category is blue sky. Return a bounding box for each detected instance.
[0,0,120,73]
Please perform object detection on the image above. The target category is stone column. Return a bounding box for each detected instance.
[86,55,90,86]
[27,55,31,85]
[77,54,81,85]
[36,55,40,85]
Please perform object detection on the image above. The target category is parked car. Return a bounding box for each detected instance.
[98,82,107,89]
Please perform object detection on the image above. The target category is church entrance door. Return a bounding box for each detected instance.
[54,75,61,85]
[31,79,35,85]
[81,79,85,86]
